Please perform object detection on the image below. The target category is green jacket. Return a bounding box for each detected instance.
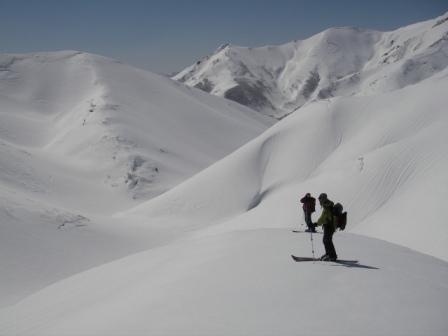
[317,200,335,229]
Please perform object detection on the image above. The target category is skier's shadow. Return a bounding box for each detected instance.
[331,260,379,270]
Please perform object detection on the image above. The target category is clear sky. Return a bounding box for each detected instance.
[1,0,447,74]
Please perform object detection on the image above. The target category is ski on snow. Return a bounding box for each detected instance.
[291,255,359,264]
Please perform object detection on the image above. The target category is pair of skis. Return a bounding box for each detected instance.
[291,255,358,264]
[293,220,358,265]
[291,230,358,264]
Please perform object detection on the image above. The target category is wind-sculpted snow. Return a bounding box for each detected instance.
[1,14,448,336]
[134,67,448,261]
[0,50,272,199]
[0,50,272,306]
[175,12,448,118]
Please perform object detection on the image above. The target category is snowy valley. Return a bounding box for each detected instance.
[0,50,272,307]
[1,11,448,336]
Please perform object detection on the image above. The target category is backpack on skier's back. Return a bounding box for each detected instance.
[333,203,347,230]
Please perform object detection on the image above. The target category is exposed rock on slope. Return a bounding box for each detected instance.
[175,12,448,118]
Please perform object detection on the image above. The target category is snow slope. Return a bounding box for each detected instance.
[2,14,448,336]
[0,50,272,201]
[0,51,273,306]
[1,230,447,336]
[174,12,448,118]
[134,65,448,262]
[2,46,446,336]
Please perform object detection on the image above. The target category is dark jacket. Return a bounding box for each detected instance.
[300,195,316,213]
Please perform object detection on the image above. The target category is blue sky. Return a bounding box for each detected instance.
[1,0,447,73]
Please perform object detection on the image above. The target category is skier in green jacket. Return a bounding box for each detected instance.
[316,193,337,261]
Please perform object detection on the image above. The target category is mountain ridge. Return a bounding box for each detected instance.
[1,13,448,335]
[174,11,448,118]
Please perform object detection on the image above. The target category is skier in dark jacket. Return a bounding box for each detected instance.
[316,193,337,261]
[300,193,316,232]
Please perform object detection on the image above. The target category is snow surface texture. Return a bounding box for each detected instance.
[0,51,272,306]
[1,231,448,336]
[133,64,448,262]
[175,12,448,118]
[1,13,448,336]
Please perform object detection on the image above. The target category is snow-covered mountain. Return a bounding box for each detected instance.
[2,13,448,336]
[2,61,448,336]
[174,12,448,118]
[136,63,448,262]
[0,51,272,200]
[0,50,272,306]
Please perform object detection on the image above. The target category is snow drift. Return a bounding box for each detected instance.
[135,66,448,262]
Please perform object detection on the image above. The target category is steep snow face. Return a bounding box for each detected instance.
[134,66,448,262]
[174,12,448,118]
[0,51,273,306]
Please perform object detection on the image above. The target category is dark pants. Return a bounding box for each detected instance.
[323,225,337,259]
[304,211,314,230]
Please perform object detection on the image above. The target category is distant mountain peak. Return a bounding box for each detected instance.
[215,43,231,52]
[174,13,448,119]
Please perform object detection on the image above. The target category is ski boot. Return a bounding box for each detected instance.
[329,255,338,262]
[320,254,329,261]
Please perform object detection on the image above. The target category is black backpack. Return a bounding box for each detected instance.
[333,203,347,230]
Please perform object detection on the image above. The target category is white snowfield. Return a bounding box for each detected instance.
[0,51,272,306]
[175,12,448,118]
[1,13,448,336]
[1,231,448,336]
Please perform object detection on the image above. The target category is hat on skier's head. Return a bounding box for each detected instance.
[318,193,327,201]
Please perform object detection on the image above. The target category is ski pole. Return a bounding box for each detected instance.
[310,230,316,262]
[301,212,305,228]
